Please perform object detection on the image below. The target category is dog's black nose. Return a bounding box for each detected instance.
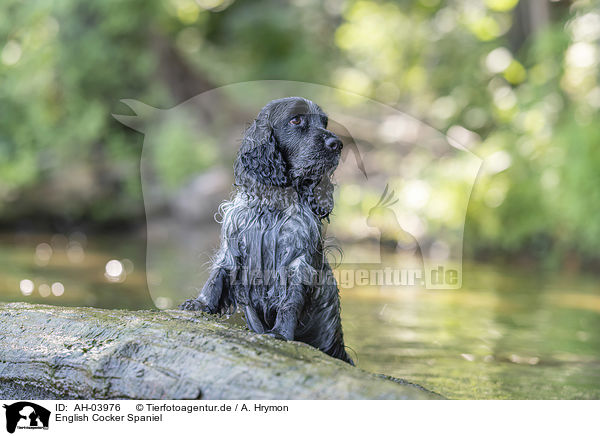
[325,136,343,152]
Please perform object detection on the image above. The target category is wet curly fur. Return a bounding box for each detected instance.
[180,97,353,364]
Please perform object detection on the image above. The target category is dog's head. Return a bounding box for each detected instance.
[234,97,343,219]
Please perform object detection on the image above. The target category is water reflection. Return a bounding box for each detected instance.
[2,232,151,309]
[340,264,600,399]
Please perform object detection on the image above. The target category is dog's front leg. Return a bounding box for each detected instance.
[179,267,230,314]
[266,257,313,340]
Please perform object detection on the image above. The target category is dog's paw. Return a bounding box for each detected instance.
[264,330,290,341]
[179,298,209,312]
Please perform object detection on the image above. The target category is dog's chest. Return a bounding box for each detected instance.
[225,198,321,271]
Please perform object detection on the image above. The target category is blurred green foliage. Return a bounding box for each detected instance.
[1,0,599,267]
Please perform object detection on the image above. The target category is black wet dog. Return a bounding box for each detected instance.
[180,97,352,364]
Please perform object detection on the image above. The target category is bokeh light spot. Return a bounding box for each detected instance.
[51,282,65,296]
[1,40,22,66]
[39,284,51,297]
[20,279,34,296]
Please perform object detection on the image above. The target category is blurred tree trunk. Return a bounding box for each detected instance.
[509,0,570,52]
[151,31,216,102]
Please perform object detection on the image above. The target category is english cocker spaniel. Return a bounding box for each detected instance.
[180,97,353,364]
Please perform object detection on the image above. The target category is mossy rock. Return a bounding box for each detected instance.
[0,303,442,400]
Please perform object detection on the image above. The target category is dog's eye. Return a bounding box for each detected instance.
[289,116,302,125]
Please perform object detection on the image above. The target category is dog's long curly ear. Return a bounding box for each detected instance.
[234,118,288,188]
[299,176,335,221]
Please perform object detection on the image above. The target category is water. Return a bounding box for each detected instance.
[1,233,599,399]
[341,265,600,399]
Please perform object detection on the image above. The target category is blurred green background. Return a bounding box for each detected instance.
[1,0,600,399]
[2,0,600,266]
